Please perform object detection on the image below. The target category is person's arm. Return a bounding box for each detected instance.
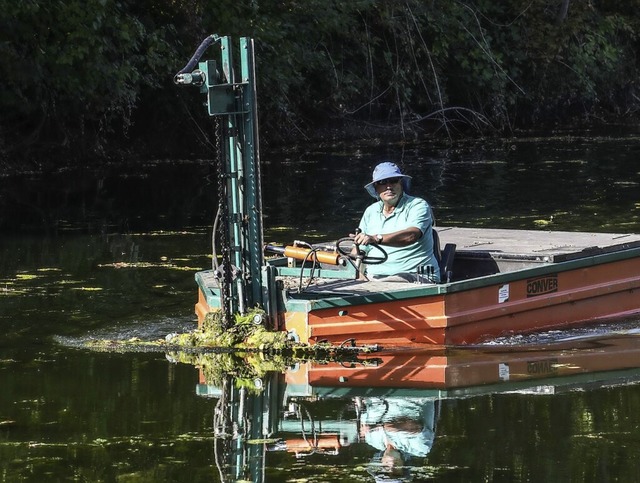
[352,198,432,247]
[352,227,422,247]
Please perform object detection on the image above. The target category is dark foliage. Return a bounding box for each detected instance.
[0,0,638,168]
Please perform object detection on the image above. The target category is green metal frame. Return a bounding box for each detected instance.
[265,256,359,279]
[178,36,265,318]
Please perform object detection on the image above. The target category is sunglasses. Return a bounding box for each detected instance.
[374,177,401,187]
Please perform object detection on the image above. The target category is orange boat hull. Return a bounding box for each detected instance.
[290,257,640,347]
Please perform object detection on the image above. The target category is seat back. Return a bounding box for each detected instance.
[432,229,456,283]
[432,227,443,266]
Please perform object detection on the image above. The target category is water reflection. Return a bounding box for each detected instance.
[193,329,640,482]
[357,396,437,480]
[2,135,640,480]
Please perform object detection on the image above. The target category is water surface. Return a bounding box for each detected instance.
[1,134,640,481]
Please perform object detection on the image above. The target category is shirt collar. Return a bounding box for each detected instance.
[378,193,409,213]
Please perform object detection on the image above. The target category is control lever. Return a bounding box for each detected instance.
[353,228,366,278]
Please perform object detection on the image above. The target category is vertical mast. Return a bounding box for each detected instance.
[240,37,265,310]
[175,36,264,323]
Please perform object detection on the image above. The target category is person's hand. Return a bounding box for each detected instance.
[350,232,377,245]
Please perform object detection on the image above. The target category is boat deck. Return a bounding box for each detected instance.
[437,227,640,261]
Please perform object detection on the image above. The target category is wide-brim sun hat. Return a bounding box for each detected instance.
[365,161,412,199]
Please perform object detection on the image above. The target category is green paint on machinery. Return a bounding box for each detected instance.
[175,35,276,328]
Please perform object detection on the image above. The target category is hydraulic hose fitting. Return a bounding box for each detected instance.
[174,69,205,86]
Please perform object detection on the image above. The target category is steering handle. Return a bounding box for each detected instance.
[336,229,388,265]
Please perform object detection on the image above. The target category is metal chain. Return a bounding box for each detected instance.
[214,117,233,328]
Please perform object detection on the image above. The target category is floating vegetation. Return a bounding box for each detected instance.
[163,309,289,350]
[268,226,297,232]
[1,286,28,296]
[98,261,199,271]
[54,279,82,285]
[533,216,554,227]
[83,307,374,382]
[2,270,77,296]
[168,344,377,393]
[128,230,202,236]
[84,337,167,352]
[168,351,286,392]
[15,273,40,281]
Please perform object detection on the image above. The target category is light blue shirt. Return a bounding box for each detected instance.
[358,194,439,280]
[361,397,436,457]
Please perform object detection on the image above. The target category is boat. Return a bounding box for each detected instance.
[260,227,640,347]
[175,35,640,350]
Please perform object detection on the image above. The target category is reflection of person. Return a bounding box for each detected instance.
[358,397,438,481]
[351,162,439,282]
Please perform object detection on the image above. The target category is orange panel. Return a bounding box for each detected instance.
[308,295,446,343]
[282,435,342,456]
[306,354,449,387]
[298,335,640,390]
[304,257,640,347]
[445,258,640,327]
[284,310,310,344]
[195,288,210,329]
[447,282,640,344]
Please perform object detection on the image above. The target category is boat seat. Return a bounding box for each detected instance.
[433,229,456,283]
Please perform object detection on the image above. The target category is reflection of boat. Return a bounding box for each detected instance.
[175,35,640,349]
[284,333,640,398]
[193,333,640,481]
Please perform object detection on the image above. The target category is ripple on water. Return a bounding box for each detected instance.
[480,315,640,347]
[53,315,197,350]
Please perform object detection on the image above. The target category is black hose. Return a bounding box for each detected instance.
[175,34,220,76]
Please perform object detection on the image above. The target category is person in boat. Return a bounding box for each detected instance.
[352,161,440,283]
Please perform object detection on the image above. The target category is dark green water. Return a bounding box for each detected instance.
[2,134,640,481]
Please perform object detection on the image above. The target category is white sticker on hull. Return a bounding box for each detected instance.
[498,284,510,303]
[499,363,510,381]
